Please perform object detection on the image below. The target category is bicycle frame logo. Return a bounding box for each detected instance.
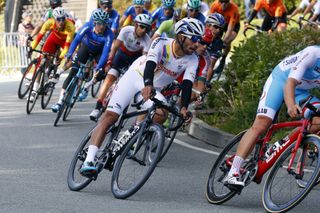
[265,135,290,163]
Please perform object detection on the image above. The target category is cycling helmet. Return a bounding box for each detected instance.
[52,7,66,19]
[174,17,205,37]
[173,8,182,20]
[91,9,109,23]
[201,28,214,44]
[206,13,225,28]
[134,14,152,27]
[162,0,176,8]
[100,0,112,4]
[133,0,145,5]
[187,0,201,9]
[50,0,62,8]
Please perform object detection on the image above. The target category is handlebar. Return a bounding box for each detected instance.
[243,23,263,37]
[299,95,320,116]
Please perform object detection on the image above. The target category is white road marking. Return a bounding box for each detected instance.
[174,138,220,156]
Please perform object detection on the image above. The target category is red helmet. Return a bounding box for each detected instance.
[201,28,213,44]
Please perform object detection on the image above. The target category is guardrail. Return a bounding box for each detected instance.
[0,32,31,77]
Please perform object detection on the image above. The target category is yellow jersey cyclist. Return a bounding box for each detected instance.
[79,17,205,177]
[224,46,320,187]
[29,7,75,102]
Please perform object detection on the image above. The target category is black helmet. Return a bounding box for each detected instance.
[50,0,62,8]
[100,0,113,5]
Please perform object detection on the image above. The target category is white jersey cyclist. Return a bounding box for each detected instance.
[117,25,150,53]
[107,37,199,115]
[258,45,320,119]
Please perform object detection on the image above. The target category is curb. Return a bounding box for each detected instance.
[188,117,234,149]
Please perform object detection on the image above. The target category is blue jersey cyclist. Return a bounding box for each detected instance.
[224,45,320,188]
[97,0,120,34]
[51,9,114,113]
[186,0,206,24]
[120,0,150,27]
[151,0,176,29]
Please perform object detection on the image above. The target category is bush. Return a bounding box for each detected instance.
[203,28,320,134]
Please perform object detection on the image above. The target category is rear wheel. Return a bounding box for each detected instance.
[206,130,248,204]
[18,59,37,99]
[63,80,81,121]
[41,68,55,109]
[111,123,165,199]
[262,134,320,213]
[91,79,102,98]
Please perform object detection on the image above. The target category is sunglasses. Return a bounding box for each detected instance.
[219,0,229,3]
[94,20,107,26]
[56,17,66,22]
[134,5,144,9]
[138,24,150,31]
[206,23,222,29]
[182,34,201,43]
[199,40,211,46]
[101,4,112,9]
[188,8,199,12]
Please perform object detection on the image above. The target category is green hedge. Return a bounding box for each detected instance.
[203,29,320,134]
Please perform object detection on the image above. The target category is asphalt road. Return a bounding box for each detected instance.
[0,78,319,213]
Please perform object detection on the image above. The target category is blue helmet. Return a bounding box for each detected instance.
[206,13,225,28]
[133,0,144,5]
[91,8,109,23]
[162,0,176,8]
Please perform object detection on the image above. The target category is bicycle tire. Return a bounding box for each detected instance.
[111,123,165,199]
[262,134,320,213]
[26,68,42,114]
[41,67,55,109]
[206,130,247,204]
[63,79,80,121]
[91,79,102,98]
[18,60,37,99]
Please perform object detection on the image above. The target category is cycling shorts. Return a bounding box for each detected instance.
[257,66,320,119]
[42,31,66,54]
[107,68,167,115]
[261,13,287,32]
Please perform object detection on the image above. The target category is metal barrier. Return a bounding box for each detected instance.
[0,32,31,76]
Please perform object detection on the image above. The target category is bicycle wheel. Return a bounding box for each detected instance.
[26,68,42,114]
[206,130,247,204]
[111,123,165,199]
[262,134,320,213]
[41,67,55,109]
[18,59,37,99]
[67,125,114,191]
[63,80,80,121]
[91,79,102,98]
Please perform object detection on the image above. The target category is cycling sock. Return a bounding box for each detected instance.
[33,82,39,91]
[85,145,99,163]
[228,155,244,176]
[95,99,103,110]
[58,94,64,105]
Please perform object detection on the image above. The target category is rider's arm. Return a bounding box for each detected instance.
[111,12,120,33]
[284,78,298,110]
[180,79,193,109]
[303,0,316,18]
[247,10,258,24]
[31,19,52,49]
[59,22,76,59]
[119,6,132,27]
[67,23,90,58]
[96,33,114,70]
[206,58,217,81]
[143,60,157,86]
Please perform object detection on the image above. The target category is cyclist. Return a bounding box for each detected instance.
[288,0,312,19]
[98,0,120,34]
[224,46,320,187]
[151,0,176,29]
[151,8,182,40]
[144,0,157,13]
[186,0,206,24]
[301,0,320,24]
[209,0,240,76]
[204,13,225,83]
[245,0,287,32]
[79,17,204,177]
[51,9,113,112]
[81,14,152,121]
[120,0,150,27]
[29,7,75,102]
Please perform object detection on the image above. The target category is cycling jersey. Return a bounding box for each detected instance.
[193,12,206,24]
[31,18,75,58]
[207,37,224,59]
[257,46,320,119]
[152,7,174,28]
[89,9,120,32]
[209,1,240,26]
[123,5,150,20]
[155,19,175,38]
[299,0,311,9]
[254,0,287,17]
[107,37,198,115]
[67,22,114,70]
[117,26,151,53]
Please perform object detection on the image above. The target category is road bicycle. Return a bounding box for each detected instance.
[243,23,264,37]
[26,49,59,114]
[67,95,182,199]
[206,95,320,212]
[53,60,90,126]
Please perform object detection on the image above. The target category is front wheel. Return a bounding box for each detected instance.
[206,130,248,204]
[18,59,37,99]
[111,123,165,199]
[26,68,42,114]
[262,134,320,213]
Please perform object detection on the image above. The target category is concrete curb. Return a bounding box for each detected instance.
[188,117,234,149]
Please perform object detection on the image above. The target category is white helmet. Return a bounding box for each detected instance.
[134,14,152,27]
[174,17,204,37]
[52,7,66,19]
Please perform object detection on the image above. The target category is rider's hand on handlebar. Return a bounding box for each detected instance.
[141,85,154,101]
[287,104,302,118]
[180,107,193,123]
[205,81,212,91]
[244,21,249,30]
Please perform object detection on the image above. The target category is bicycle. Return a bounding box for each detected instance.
[26,49,59,114]
[297,17,320,29]
[243,23,264,38]
[206,95,320,212]
[53,59,91,126]
[67,94,182,199]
